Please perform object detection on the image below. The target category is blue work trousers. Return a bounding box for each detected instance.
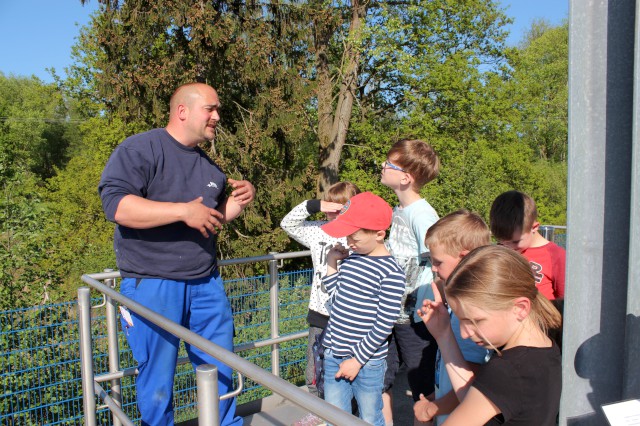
[120,273,241,426]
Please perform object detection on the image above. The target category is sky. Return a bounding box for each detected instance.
[0,0,568,84]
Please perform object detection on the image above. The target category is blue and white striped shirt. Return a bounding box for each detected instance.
[322,254,405,365]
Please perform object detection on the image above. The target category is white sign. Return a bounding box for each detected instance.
[602,399,640,426]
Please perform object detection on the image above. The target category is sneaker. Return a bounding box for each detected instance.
[292,412,326,426]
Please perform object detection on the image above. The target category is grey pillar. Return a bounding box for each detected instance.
[562,0,638,424]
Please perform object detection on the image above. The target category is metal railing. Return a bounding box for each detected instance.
[79,250,369,426]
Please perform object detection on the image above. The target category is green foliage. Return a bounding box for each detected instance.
[1,2,568,307]
[511,20,569,162]
[0,74,82,309]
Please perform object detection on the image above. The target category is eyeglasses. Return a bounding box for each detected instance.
[381,160,407,172]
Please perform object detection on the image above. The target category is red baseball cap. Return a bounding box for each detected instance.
[321,192,393,238]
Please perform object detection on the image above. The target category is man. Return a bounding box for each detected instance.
[99,83,253,426]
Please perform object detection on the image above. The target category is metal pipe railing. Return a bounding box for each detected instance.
[103,270,123,426]
[196,365,220,425]
[78,227,567,425]
[79,250,369,426]
[268,252,280,378]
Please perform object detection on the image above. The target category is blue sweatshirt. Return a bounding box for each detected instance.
[98,128,227,280]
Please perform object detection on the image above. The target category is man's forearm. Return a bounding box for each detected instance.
[114,195,186,228]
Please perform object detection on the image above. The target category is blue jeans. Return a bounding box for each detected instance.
[120,273,242,426]
[323,349,386,426]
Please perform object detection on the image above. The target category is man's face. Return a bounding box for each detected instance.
[429,244,461,282]
[185,87,220,144]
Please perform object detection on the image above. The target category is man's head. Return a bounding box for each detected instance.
[489,190,539,252]
[321,192,392,254]
[166,83,220,147]
[425,209,491,282]
[380,139,440,192]
[324,181,361,221]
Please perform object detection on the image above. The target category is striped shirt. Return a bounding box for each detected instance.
[322,254,405,365]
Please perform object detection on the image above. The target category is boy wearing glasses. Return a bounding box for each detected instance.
[380,139,440,426]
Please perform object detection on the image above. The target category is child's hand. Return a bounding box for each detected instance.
[327,243,349,263]
[413,393,436,423]
[417,281,451,340]
[320,200,343,214]
[335,357,362,381]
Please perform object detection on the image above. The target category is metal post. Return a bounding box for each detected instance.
[538,225,555,243]
[104,269,122,426]
[268,252,281,377]
[626,0,640,399]
[563,0,637,424]
[78,287,98,426]
[197,364,220,426]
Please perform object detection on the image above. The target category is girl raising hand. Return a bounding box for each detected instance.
[418,245,562,426]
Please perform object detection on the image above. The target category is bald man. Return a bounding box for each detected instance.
[99,83,252,426]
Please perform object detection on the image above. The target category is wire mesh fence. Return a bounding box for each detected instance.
[0,268,313,425]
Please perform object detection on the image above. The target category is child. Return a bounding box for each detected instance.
[320,192,406,426]
[380,139,440,425]
[413,210,492,425]
[419,245,562,425]
[280,181,361,399]
[489,190,566,301]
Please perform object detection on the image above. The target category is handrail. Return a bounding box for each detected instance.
[78,228,566,425]
[79,250,369,426]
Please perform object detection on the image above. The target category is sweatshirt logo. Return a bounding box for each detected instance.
[207,182,218,189]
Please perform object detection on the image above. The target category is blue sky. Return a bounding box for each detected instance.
[0,0,568,84]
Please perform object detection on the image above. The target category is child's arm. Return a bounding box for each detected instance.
[325,243,349,276]
[418,282,476,402]
[441,387,501,426]
[321,243,349,298]
[280,200,342,247]
[413,362,483,421]
[351,269,405,366]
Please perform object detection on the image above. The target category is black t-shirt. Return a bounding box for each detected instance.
[472,343,561,426]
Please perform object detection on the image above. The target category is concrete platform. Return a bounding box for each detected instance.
[239,364,414,425]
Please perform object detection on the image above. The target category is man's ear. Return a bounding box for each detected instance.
[177,104,189,120]
[458,250,470,259]
[376,230,386,241]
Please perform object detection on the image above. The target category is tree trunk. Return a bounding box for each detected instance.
[315,0,367,197]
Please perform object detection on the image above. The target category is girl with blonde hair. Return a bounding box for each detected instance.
[418,245,562,425]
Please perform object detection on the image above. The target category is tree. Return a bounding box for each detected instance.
[511,20,568,162]
[0,74,80,308]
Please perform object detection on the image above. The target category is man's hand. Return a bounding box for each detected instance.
[335,357,362,381]
[182,196,225,237]
[416,281,451,340]
[414,393,437,423]
[228,179,255,206]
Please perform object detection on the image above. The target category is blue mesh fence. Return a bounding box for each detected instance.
[0,268,313,425]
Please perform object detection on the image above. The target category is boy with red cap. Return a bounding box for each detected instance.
[320,192,406,426]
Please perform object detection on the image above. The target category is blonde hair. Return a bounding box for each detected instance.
[387,139,440,189]
[446,245,562,339]
[489,190,538,241]
[425,209,490,256]
[324,181,361,204]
